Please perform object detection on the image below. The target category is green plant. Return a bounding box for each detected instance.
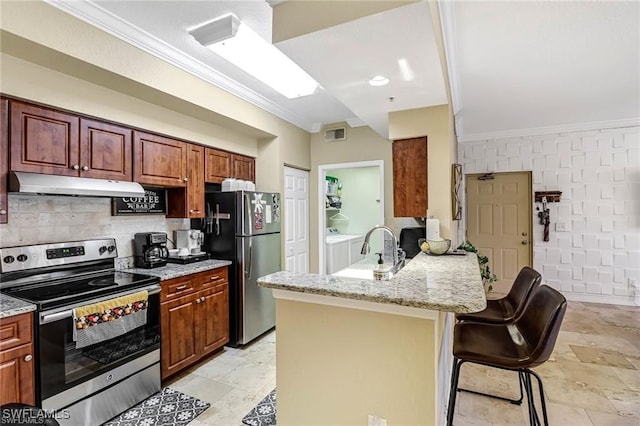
[457,240,498,292]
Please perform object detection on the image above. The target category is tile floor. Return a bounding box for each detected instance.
[177,301,639,425]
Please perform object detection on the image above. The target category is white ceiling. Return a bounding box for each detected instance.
[46,0,639,141]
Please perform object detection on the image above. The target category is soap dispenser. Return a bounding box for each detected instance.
[376,252,384,269]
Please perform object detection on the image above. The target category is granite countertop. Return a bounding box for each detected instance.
[0,295,36,319]
[125,259,232,281]
[258,252,486,313]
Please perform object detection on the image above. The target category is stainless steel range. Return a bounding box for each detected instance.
[0,239,161,425]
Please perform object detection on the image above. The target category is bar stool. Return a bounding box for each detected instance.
[447,285,567,426]
[456,266,542,324]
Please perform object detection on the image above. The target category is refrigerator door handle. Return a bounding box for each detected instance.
[246,238,253,280]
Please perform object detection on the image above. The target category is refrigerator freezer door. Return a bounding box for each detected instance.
[238,191,281,236]
[237,232,281,344]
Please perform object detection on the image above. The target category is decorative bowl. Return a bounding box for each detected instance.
[418,238,451,255]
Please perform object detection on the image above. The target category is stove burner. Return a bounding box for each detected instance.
[88,278,117,287]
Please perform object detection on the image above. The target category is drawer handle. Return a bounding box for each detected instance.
[210,276,218,280]
[24,355,32,362]
[176,285,188,290]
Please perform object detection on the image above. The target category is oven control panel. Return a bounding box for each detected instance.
[46,246,85,259]
[0,239,118,273]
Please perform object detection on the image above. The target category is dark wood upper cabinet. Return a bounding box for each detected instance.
[133,131,187,187]
[80,118,132,180]
[0,98,8,224]
[10,101,80,176]
[393,136,428,217]
[231,154,255,182]
[167,144,205,218]
[204,147,231,183]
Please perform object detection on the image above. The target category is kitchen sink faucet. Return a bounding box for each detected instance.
[361,225,403,272]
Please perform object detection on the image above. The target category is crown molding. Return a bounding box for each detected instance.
[458,118,640,143]
[44,0,314,132]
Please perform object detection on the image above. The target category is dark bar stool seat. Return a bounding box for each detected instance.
[456,266,542,324]
[447,285,567,426]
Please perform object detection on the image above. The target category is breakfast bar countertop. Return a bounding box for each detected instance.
[258,252,486,314]
[125,259,232,281]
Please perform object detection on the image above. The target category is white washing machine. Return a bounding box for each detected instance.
[325,228,365,274]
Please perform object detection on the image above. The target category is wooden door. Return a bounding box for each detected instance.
[231,154,255,182]
[79,118,132,181]
[466,172,532,296]
[10,101,80,176]
[393,137,427,217]
[284,166,309,273]
[204,147,231,183]
[0,98,8,224]
[133,131,186,187]
[160,293,198,379]
[0,313,34,405]
[197,284,229,358]
[187,144,204,218]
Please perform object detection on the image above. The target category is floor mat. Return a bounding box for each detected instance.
[241,389,276,426]
[102,387,210,426]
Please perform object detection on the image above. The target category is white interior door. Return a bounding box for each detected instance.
[284,166,309,273]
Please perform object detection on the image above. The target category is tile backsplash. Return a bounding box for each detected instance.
[0,194,189,258]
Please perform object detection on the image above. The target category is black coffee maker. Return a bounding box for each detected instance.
[134,232,169,268]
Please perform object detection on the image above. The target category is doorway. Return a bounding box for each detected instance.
[284,166,309,273]
[466,171,533,296]
[318,161,385,275]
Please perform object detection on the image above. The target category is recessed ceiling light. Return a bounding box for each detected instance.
[369,75,389,86]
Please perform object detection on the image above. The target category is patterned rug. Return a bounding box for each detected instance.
[241,389,276,426]
[103,387,210,426]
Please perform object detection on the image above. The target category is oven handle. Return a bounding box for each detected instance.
[39,285,160,325]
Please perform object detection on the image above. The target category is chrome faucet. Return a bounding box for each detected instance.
[361,225,403,272]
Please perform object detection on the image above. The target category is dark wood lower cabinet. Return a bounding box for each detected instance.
[0,313,35,405]
[160,268,229,380]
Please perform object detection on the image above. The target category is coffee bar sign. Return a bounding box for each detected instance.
[112,188,167,215]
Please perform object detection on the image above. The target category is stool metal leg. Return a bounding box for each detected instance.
[522,371,537,426]
[447,358,464,426]
[529,369,549,426]
[457,370,524,405]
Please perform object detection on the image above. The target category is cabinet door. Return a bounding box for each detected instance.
[393,137,428,217]
[0,98,8,224]
[204,147,231,184]
[10,101,80,176]
[197,283,229,358]
[80,118,132,181]
[0,344,35,405]
[133,131,186,187]
[160,293,198,379]
[187,144,205,218]
[231,154,255,182]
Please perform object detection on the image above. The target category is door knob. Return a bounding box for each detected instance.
[522,232,528,236]
[521,240,528,245]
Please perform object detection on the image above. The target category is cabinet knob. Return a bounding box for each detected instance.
[72,164,80,170]
[0,209,6,215]
[521,240,528,245]
[196,297,202,304]
[183,177,189,182]
[82,165,89,171]
[24,355,32,362]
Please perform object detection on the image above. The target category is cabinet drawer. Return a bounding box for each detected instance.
[198,267,228,290]
[161,276,197,302]
[0,313,32,352]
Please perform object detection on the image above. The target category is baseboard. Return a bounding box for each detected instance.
[563,293,638,307]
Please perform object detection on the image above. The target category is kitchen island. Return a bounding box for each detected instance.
[258,252,485,425]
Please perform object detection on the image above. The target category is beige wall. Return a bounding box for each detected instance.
[389,105,456,241]
[275,298,437,425]
[309,125,393,272]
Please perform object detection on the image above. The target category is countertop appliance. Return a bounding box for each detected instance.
[195,191,281,346]
[168,230,209,264]
[134,232,169,268]
[0,238,161,426]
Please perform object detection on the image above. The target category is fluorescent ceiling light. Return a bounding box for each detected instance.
[369,75,389,86]
[189,14,319,99]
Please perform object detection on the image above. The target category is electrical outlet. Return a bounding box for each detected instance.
[555,222,567,232]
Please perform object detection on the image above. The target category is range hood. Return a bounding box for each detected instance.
[10,172,146,198]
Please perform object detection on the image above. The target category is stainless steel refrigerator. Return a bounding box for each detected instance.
[197,191,281,346]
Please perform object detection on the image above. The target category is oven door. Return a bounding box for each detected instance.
[36,285,160,408]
